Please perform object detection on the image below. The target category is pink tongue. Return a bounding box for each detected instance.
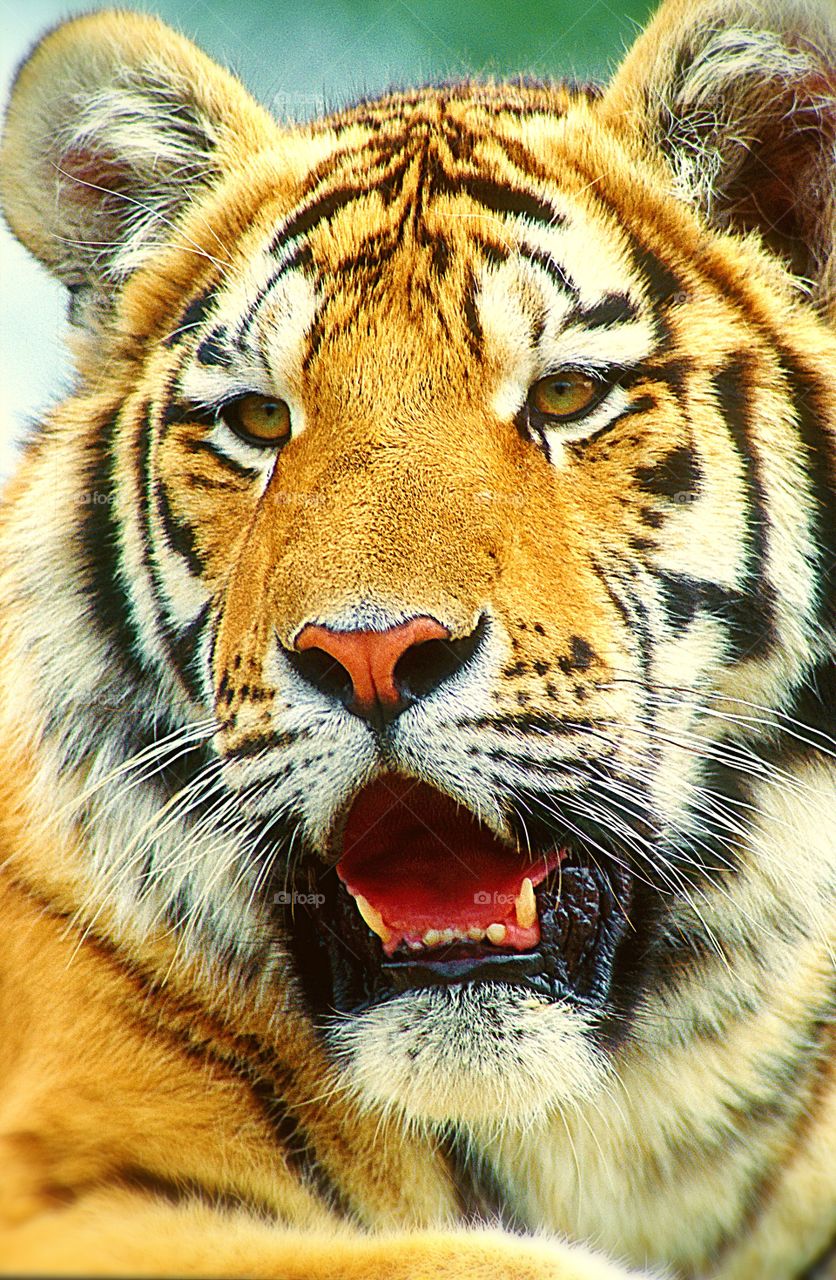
[336,778,561,949]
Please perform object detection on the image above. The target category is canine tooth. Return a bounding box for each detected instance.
[468,926,485,941]
[515,877,536,930]
[486,923,507,945]
[354,894,391,943]
[423,928,442,946]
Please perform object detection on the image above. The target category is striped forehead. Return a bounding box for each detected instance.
[179,114,658,405]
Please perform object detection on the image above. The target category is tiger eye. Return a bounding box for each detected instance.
[221,394,291,446]
[529,371,603,421]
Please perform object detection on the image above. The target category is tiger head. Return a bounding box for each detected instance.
[2,0,834,1127]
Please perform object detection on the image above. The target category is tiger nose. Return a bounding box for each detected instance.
[291,616,452,725]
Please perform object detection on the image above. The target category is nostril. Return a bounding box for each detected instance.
[286,647,354,707]
[394,615,487,701]
[393,638,452,702]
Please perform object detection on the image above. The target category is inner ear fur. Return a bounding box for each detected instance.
[603,0,836,315]
[0,10,275,291]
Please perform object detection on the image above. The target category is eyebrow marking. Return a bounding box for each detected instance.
[517,243,578,300]
[568,293,639,328]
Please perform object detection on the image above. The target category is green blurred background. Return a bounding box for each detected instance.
[0,0,655,473]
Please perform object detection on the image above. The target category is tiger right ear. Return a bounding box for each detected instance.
[603,0,836,316]
[0,11,276,294]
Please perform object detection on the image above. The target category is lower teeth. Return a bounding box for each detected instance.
[412,923,509,950]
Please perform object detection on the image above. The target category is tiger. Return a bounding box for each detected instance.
[0,0,834,1275]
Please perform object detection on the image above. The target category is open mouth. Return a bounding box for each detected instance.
[287,776,637,1025]
[336,775,563,955]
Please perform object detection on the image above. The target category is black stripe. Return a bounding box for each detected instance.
[181,436,262,481]
[759,658,836,766]
[117,967,352,1220]
[429,234,451,278]
[236,244,315,343]
[139,405,209,703]
[626,235,685,306]
[250,1077,354,1218]
[778,354,836,630]
[302,313,327,373]
[593,559,658,745]
[154,478,206,577]
[634,445,701,500]
[12,878,350,1218]
[518,243,577,299]
[134,720,215,807]
[167,603,212,706]
[491,129,555,181]
[462,267,484,353]
[437,1126,523,1230]
[80,411,149,685]
[676,750,752,878]
[620,357,688,403]
[569,293,638,329]
[269,187,367,256]
[116,1166,279,1222]
[653,570,745,633]
[456,711,595,736]
[712,355,776,655]
[619,230,686,348]
[162,286,216,348]
[196,326,232,367]
[136,400,170,650]
[473,234,511,267]
[428,166,563,230]
[459,174,563,228]
[595,564,634,632]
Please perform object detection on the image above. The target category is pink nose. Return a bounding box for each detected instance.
[295,616,450,717]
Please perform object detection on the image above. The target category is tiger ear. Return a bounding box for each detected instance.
[0,11,276,293]
[602,0,836,313]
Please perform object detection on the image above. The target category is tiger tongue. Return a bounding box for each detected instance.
[335,779,561,954]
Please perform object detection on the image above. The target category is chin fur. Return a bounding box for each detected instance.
[329,984,610,1127]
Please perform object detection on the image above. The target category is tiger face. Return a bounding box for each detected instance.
[2,0,835,1145]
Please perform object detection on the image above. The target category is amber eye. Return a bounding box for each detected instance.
[220,394,291,446]
[528,370,605,421]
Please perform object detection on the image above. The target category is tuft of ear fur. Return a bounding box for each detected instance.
[0,10,275,297]
[603,0,836,314]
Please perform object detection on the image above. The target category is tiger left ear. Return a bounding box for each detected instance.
[0,11,277,298]
[602,0,836,315]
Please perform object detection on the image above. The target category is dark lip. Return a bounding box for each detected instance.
[286,849,640,1036]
